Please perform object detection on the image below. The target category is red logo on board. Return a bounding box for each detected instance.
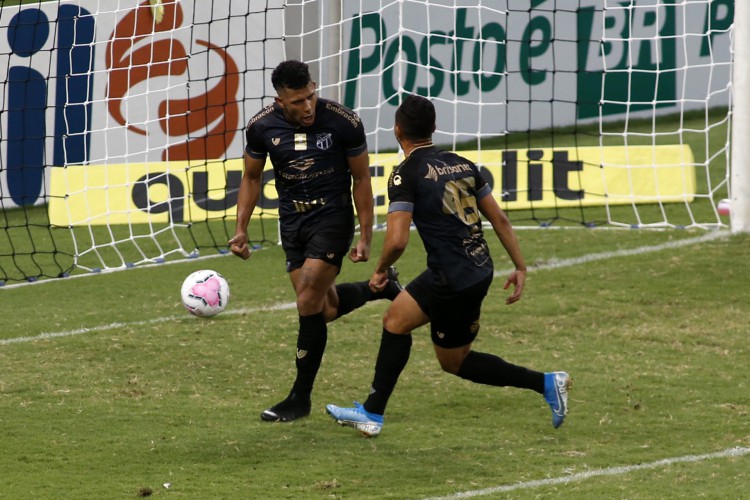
[106,0,239,160]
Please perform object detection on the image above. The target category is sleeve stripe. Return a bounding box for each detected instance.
[245,148,267,159]
[388,201,414,213]
[476,183,492,201]
[345,143,368,157]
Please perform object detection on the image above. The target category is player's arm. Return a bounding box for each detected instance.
[229,152,265,260]
[477,192,527,304]
[347,150,374,262]
[369,209,411,292]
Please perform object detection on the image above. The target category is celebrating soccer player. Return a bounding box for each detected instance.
[230,60,402,422]
[326,94,571,437]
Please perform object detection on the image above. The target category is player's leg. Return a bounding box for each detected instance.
[326,272,430,436]
[444,342,571,429]
[328,265,403,321]
[431,276,571,428]
[259,257,337,423]
[303,206,402,323]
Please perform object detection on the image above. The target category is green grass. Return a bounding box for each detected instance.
[1,228,748,498]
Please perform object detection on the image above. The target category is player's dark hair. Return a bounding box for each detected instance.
[395,94,436,141]
[271,60,312,91]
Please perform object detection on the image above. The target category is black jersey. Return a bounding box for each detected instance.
[245,97,368,229]
[388,145,494,291]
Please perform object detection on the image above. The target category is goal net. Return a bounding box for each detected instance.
[0,0,286,283]
[0,0,739,284]
[287,0,734,229]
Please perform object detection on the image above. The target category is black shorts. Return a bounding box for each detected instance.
[280,207,354,272]
[405,270,493,348]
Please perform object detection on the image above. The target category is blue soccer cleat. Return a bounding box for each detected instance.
[325,402,384,437]
[544,371,571,429]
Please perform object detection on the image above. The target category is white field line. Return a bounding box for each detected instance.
[494,230,727,276]
[0,302,297,346]
[2,231,727,347]
[423,446,750,499]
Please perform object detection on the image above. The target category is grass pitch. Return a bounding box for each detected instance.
[1,228,748,498]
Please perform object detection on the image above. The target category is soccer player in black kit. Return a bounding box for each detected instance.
[326,95,571,437]
[229,60,401,422]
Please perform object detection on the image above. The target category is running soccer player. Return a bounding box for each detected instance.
[326,94,570,437]
[229,60,402,423]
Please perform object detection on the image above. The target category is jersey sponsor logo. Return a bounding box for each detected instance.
[289,158,314,172]
[316,133,333,150]
[294,133,307,151]
[280,165,335,182]
[432,162,473,176]
[392,174,402,186]
[425,164,439,181]
[324,101,361,128]
[247,105,274,127]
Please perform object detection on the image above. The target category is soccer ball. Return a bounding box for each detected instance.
[180,269,230,317]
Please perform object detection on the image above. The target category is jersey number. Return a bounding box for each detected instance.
[442,177,480,226]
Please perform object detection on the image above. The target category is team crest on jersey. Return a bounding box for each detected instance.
[294,133,307,151]
[316,133,333,150]
[272,137,281,146]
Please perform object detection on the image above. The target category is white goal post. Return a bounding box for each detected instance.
[732,0,750,233]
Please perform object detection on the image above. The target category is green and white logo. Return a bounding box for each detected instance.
[342,0,733,130]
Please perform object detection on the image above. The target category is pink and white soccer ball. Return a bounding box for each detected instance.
[180,270,230,317]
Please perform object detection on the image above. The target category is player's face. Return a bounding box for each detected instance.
[276,81,318,127]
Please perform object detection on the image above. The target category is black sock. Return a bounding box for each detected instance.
[334,281,377,318]
[457,351,545,394]
[363,329,412,415]
[291,312,327,396]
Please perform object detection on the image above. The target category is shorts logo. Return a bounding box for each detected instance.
[326,252,335,260]
[436,331,445,339]
[294,133,307,151]
[296,349,308,359]
[272,137,281,146]
[316,133,333,150]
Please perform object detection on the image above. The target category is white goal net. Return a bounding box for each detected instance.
[286,0,734,229]
[0,0,740,284]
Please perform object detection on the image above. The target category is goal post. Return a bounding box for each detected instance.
[732,0,750,233]
[0,0,743,285]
